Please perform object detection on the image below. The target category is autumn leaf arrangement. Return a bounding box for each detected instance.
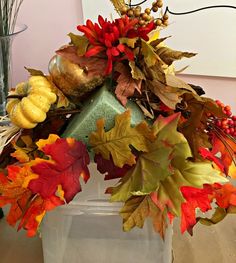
[1,0,236,239]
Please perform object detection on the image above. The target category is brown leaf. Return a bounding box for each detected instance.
[180,93,226,158]
[156,46,196,66]
[147,79,184,109]
[115,63,142,106]
[149,36,171,48]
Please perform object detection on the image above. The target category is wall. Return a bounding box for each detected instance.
[11,0,236,111]
[12,0,83,86]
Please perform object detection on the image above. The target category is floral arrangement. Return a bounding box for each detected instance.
[0,0,236,239]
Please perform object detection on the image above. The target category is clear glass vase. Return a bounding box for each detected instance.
[0,24,27,116]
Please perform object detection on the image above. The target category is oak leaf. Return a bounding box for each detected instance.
[120,195,168,238]
[28,137,90,203]
[89,110,155,168]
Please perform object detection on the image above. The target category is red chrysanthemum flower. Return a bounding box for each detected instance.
[77,15,156,75]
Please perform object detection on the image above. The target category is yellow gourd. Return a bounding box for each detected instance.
[6,76,57,129]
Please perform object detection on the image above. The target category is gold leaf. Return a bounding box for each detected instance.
[141,40,159,68]
[129,61,146,80]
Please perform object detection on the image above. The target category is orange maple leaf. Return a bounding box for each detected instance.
[18,195,64,237]
[0,166,33,226]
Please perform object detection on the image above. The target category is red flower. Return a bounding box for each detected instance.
[77,16,156,75]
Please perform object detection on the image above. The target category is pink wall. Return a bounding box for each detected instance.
[12,0,83,85]
[11,1,236,111]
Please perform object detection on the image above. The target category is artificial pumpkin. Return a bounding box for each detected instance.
[6,76,57,129]
[48,55,104,103]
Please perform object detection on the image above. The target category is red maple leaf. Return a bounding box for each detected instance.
[28,138,90,203]
[180,185,214,234]
[94,154,131,180]
[180,183,236,234]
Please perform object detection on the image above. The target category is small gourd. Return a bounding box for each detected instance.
[6,76,57,129]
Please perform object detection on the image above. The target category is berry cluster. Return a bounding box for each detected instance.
[213,100,236,136]
[120,0,168,27]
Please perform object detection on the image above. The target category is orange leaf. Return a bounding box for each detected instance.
[0,166,33,226]
[18,195,64,237]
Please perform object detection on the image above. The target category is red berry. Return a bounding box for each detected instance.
[216,120,222,127]
[216,100,221,105]
[232,116,236,121]
[222,119,228,126]
[230,127,235,133]
[228,119,234,126]
[225,105,231,111]
[226,128,231,134]
[227,111,232,117]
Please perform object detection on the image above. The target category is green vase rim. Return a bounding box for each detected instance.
[0,24,27,39]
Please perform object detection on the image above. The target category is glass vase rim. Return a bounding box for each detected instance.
[0,24,28,39]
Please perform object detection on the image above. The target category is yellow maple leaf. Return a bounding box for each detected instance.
[89,110,155,168]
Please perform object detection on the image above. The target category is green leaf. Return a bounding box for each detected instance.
[24,67,44,77]
[68,33,89,56]
[120,195,168,238]
[110,114,184,202]
[119,37,138,48]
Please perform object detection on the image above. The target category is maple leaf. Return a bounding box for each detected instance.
[120,195,168,239]
[28,137,90,203]
[114,63,142,106]
[94,154,132,180]
[18,195,64,237]
[89,110,155,168]
[180,183,236,234]
[180,185,214,234]
[0,166,33,226]
[56,45,107,78]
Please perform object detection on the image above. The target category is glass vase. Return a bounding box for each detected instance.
[0,24,27,116]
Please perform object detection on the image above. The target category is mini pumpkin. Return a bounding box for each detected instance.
[6,76,57,129]
[48,55,104,103]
